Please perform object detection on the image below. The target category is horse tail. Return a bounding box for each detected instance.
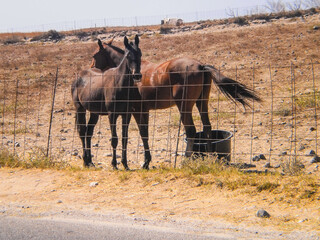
[202,65,261,109]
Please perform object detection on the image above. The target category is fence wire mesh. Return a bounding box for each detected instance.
[1,62,319,170]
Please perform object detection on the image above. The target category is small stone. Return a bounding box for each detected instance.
[264,162,271,168]
[307,150,316,156]
[60,137,66,141]
[310,127,316,132]
[311,156,320,164]
[72,151,78,156]
[54,109,64,113]
[93,143,99,147]
[259,154,266,160]
[252,154,266,161]
[256,209,270,218]
[280,151,287,156]
[252,155,260,162]
[14,142,20,147]
[57,200,63,204]
[298,218,308,223]
[89,182,98,187]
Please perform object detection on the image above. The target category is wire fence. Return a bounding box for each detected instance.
[0,2,308,33]
[1,62,319,170]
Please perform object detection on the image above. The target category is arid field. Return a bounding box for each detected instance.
[0,10,320,236]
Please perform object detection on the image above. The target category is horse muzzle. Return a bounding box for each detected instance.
[133,72,142,82]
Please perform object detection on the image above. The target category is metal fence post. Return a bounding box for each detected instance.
[46,67,59,158]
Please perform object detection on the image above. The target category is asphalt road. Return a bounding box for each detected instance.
[0,216,232,240]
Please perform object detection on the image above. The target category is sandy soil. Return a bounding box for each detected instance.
[1,11,320,239]
[0,167,319,239]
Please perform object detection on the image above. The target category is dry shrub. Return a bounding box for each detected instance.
[281,158,304,175]
[0,147,70,170]
[2,36,24,45]
[31,30,64,42]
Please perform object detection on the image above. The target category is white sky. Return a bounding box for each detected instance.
[0,0,299,32]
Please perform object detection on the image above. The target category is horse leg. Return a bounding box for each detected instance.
[84,113,99,167]
[177,102,196,158]
[75,108,90,166]
[121,113,132,170]
[133,111,152,170]
[196,99,213,153]
[108,113,119,170]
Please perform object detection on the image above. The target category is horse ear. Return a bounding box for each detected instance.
[98,39,104,50]
[135,35,139,46]
[106,36,115,45]
[124,36,129,49]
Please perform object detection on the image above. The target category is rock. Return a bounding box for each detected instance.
[310,127,316,131]
[274,164,281,168]
[313,26,319,30]
[89,182,98,187]
[242,169,268,174]
[259,154,266,160]
[280,151,287,156]
[310,155,320,164]
[252,155,260,161]
[307,150,316,156]
[72,151,78,156]
[264,162,271,168]
[93,143,99,147]
[256,209,270,218]
[54,109,64,113]
[231,163,256,169]
[14,142,20,147]
[298,218,308,223]
[252,154,266,161]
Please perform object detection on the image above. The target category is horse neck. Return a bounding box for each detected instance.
[114,52,131,87]
[106,45,125,67]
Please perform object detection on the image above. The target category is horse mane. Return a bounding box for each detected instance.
[106,43,125,55]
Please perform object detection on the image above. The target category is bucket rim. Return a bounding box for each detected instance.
[192,129,233,145]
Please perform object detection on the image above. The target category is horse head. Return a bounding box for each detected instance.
[92,38,116,71]
[123,35,142,81]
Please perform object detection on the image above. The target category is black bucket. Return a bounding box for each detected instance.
[190,130,233,161]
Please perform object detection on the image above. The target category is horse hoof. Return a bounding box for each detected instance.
[142,163,149,170]
[84,162,95,168]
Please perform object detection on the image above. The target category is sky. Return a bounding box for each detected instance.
[0,0,298,32]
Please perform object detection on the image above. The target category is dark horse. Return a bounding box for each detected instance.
[90,37,261,169]
[71,35,142,169]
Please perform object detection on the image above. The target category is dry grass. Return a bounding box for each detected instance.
[0,147,71,170]
[0,11,320,232]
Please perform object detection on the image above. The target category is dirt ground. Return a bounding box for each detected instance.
[0,167,319,238]
[1,10,320,238]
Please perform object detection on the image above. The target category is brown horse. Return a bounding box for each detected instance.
[91,37,261,169]
[71,35,142,170]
